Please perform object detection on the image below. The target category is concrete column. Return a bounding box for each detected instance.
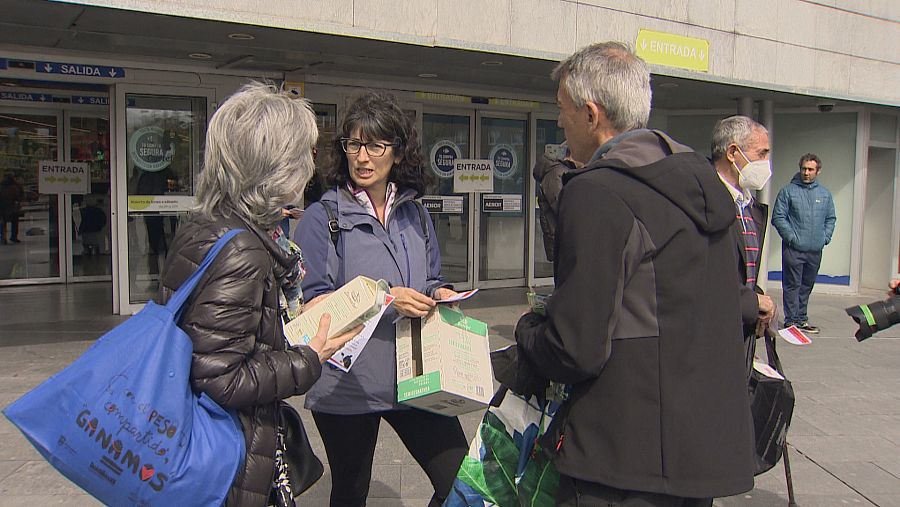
[738,96,754,117]
[758,99,775,291]
[759,99,775,205]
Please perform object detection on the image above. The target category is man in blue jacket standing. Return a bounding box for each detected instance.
[772,153,836,333]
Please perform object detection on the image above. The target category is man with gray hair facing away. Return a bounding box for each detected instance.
[515,42,754,506]
[710,115,777,373]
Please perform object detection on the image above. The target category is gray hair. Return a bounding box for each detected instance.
[710,115,767,162]
[551,41,651,132]
[195,81,317,227]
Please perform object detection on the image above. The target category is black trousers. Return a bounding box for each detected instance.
[312,409,467,507]
[557,476,713,507]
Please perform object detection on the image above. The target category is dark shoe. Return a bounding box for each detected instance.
[11,238,20,243]
[797,322,820,334]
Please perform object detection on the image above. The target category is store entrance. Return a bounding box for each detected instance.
[0,100,111,286]
[420,110,535,290]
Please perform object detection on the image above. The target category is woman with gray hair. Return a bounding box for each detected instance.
[156,82,360,506]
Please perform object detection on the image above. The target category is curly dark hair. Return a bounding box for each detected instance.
[325,91,433,196]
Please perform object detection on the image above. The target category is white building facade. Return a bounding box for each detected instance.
[0,0,897,313]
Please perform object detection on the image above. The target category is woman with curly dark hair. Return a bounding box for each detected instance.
[293,91,467,507]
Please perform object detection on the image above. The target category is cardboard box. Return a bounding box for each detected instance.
[396,306,493,416]
[283,275,390,347]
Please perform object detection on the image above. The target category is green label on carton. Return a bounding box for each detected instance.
[437,306,488,337]
[397,371,442,401]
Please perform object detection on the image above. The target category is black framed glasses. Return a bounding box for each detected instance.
[340,138,399,157]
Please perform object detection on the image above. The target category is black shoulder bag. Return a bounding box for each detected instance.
[749,328,795,475]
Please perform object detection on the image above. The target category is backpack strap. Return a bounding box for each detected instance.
[413,199,430,244]
[322,199,430,284]
[323,201,340,248]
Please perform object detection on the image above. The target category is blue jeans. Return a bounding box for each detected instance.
[781,245,822,325]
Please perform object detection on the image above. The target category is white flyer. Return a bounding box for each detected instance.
[752,360,785,380]
[326,294,394,372]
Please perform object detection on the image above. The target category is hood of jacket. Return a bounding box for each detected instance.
[790,171,820,189]
[574,129,735,235]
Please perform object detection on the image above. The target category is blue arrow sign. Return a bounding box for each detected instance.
[72,95,109,106]
[36,61,125,78]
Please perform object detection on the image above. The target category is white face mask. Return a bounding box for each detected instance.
[734,147,772,191]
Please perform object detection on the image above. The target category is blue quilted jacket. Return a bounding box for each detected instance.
[772,173,836,252]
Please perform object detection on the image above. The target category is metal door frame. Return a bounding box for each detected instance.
[419,107,477,291]
[63,108,111,283]
[474,110,530,289]
[113,83,216,315]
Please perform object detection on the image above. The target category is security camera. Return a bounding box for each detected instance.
[817,101,835,113]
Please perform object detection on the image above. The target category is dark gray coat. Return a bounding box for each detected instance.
[516,130,755,498]
[157,211,322,506]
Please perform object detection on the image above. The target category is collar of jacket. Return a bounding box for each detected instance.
[224,206,300,281]
[329,186,418,226]
[321,186,419,286]
[790,172,820,189]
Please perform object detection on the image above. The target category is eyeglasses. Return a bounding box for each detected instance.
[340,138,398,157]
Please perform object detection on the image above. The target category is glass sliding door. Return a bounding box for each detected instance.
[476,115,528,286]
[422,112,473,288]
[118,89,209,309]
[68,113,112,280]
[0,109,62,283]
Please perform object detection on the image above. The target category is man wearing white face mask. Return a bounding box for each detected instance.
[711,115,776,374]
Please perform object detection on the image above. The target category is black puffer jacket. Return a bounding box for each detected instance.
[157,210,322,506]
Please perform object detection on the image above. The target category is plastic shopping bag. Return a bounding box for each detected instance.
[444,387,561,507]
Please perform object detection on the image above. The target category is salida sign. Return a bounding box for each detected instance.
[37,61,125,78]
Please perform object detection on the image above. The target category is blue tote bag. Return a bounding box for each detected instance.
[3,229,246,507]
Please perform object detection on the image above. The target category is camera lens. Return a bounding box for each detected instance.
[845,296,900,341]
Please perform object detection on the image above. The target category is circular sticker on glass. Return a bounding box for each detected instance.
[430,140,461,179]
[129,126,174,172]
[490,144,517,180]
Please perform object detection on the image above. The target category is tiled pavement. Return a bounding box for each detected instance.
[1,283,899,506]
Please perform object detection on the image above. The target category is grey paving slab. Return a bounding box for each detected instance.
[873,459,900,480]
[0,495,102,506]
[824,461,900,496]
[789,435,900,464]
[299,468,332,501]
[0,460,90,497]
[0,430,41,461]
[0,460,23,483]
[368,464,402,499]
[366,499,427,507]
[866,495,900,507]
[400,462,434,500]
[2,284,900,505]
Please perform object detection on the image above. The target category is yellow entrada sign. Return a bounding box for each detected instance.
[635,29,709,72]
